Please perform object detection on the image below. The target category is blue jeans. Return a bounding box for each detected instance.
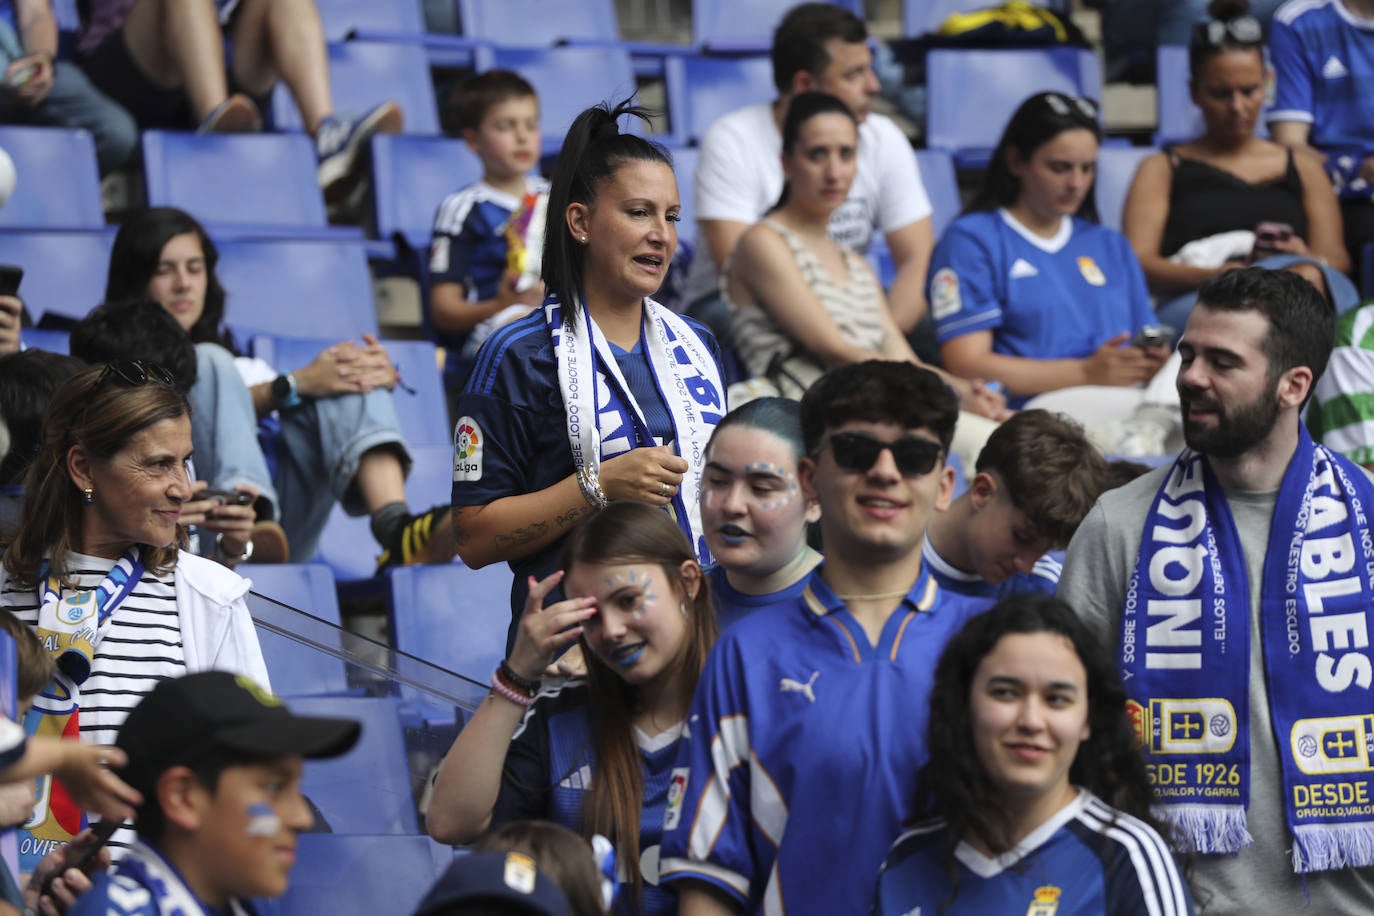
[0,22,137,174]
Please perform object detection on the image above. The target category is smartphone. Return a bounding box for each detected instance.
[1250,222,1294,262]
[0,264,23,298]
[201,488,254,506]
[1132,324,1176,349]
[37,820,117,900]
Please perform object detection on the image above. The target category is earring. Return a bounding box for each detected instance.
[83,487,93,505]
[579,235,588,244]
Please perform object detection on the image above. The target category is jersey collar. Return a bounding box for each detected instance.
[799,563,939,618]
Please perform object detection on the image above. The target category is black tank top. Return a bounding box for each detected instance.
[1159,147,1307,257]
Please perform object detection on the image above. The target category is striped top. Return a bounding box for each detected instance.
[728,218,886,386]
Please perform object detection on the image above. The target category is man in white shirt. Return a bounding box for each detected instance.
[685,2,934,341]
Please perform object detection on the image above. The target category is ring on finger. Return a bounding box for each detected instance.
[660,481,671,498]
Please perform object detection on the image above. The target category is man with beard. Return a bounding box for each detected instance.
[1058,267,1374,915]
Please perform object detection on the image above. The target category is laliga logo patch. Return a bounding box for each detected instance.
[453,417,484,482]
[930,267,960,321]
[1077,256,1106,286]
[663,767,688,831]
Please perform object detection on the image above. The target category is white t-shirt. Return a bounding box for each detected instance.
[684,102,933,303]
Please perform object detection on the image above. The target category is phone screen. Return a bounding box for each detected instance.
[0,265,23,298]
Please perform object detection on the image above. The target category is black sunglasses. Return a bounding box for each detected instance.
[1195,16,1263,47]
[821,432,944,477]
[97,359,176,388]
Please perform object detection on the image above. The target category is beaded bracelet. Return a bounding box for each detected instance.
[499,660,540,695]
[491,669,535,708]
[577,464,608,510]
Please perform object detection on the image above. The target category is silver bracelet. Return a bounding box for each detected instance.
[577,465,608,510]
[215,531,253,564]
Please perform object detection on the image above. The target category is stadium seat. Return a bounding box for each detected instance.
[388,562,514,684]
[926,47,1101,169]
[272,40,439,135]
[903,0,1071,37]
[0,229,114,325]
[213,238,379,342]
[914,149,960,241]
[370,134,483,255]
[289,695,419,834]
[250,336,448,447]
[1095,145,1156,232]
[242,563,349,697]
[0,126,103,230]
[280,835,450,916]
[667,145,699,248]
[662,54,774,147]
[19,328,70,354]
[142,132,356,239]
[693,0,863,53]
[315,0,425,41]
[457,0,619,45]
[473,45,638,155]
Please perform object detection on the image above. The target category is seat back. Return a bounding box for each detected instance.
[142,132,328,231]
[1095,145,1155,232]
[214,238,379,341]
[371,134,484,251]
[389,563,513,684]
[667,145,699,248]
[272,41,439,135]
[914,148,961,241]
[663,54,774,147]
[0,127,103,230]
[0,229,114,324]
[457,0,619,44]
[693,0,863,51]
[314,0,426,40]
[279,835,451,916]
[242,563,349,696]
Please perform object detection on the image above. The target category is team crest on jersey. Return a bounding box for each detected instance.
[1077,256,1106,286]
[453,417,484,482]
[663,767,689,831]
[1026,885,1061,916]
[930,267,960,320]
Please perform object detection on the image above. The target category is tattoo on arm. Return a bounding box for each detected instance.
[495,521,548,548]
[451,506,472,548]
[555,507,588,528]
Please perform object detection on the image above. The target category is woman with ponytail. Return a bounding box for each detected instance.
[450,99,726,650]
[428,502,717,915]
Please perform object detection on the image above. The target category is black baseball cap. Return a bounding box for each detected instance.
[413,852,570,916]
[116,671,361,799]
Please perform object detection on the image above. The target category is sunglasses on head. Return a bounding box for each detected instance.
[1196,16,1263,47]
[821,432,944,477]
[1043,92,1098,121]
[97,359,175,389]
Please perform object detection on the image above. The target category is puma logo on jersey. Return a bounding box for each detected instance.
[1322,55,1348,79]
[780,671,819,703]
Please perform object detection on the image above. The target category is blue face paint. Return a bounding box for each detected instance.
[245,802,280,837]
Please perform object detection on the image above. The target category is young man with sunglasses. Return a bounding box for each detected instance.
[661,360,986,915]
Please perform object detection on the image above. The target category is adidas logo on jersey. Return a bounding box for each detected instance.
[1322,55,1349,79]
[1009,258,1039,279]
[558,764,593,790]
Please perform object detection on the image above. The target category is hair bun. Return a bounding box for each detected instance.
[1207,0,1251,21]
[588,108,621,144]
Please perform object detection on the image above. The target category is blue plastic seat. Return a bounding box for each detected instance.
[474,45,638,154]
[693,0,863,52]
[289,695,419,834]
[241,563,349,697]
[142,132,353,239]
[0,229,114,325]
[0,127,103,230]
[389,562,514,684]
[662,54,774,147]
[370,134,483,255]
[914,149,960,241]
[457,0,619,44]
[667,145,699,248]
[926,47,1101,169]
[315,0,425,41]
[272,40,439,135]
[279,835,451,916]
[213,238,379,341]
[1095,145,1156,232]
[18,328,70,354]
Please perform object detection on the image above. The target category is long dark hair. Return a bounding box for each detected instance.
[541,98,674,329]
[106,207,236,353]
[559,502,716,904]
[772,91,856,211]
[917,594,1159,857]
[968,91,1102,221]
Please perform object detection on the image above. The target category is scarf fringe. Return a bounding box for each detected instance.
[1154,803,1254,855]
[1292,823,1374,872]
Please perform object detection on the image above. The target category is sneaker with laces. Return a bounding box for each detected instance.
[316,100,404,199]
[198,93,262,133]
[375,504,453,574]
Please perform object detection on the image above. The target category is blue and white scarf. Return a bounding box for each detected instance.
[547,294,725,563]
[101,838,261,915]
[1124,428,1374,872]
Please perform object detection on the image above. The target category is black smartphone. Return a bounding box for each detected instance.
[201,488,254,506]
[0,264,23,298]
[1132,324,1176,349]
[38,821,117,900]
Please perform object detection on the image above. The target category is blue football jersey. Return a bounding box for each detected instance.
[704,564,812,633]
[659,565,986,914]
[921,538,1061,605]
[875,793,1193,916]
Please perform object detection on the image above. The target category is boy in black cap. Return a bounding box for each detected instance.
[66,671,360,916]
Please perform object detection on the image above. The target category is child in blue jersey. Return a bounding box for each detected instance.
[429,70,550,359]
[661,360,988,915]
[875,594,1193,915]
[924,410,1106,604]
[428,502,717,916]
[698,399,821,632]
[66,671,359,916]
[930,92,1169,415]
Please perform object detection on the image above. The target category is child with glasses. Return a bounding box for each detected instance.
[660,360,988,915]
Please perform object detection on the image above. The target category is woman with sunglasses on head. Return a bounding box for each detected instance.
[1123,0,1353,331]
[697,398,820,631]
[931,92,1169,426]
[726,92,1007,424]
[451,99,726,652]
[105,207,454,572]
[875,594,1193,915]
[0,362,268,863]
[428,502,716,915]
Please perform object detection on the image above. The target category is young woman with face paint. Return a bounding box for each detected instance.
[428,502,716,916]
[698,398,821,630]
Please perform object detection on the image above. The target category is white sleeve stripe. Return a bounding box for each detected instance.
[1275,0,1327,25]
[763,862,785,916]
[658,857,751,899]
[1265,109,1315,124]
[937,308,1002,337]
[688,715,750,859]
[749,750,789,847]
[433,190,481,235]
[1079,799,1189,916]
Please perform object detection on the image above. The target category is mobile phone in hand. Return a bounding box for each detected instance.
[1132,324,1176,349]
[38,821,117,900]
[1250,222,1294,262]
[201,488,254,506]
[0,264,23,298]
